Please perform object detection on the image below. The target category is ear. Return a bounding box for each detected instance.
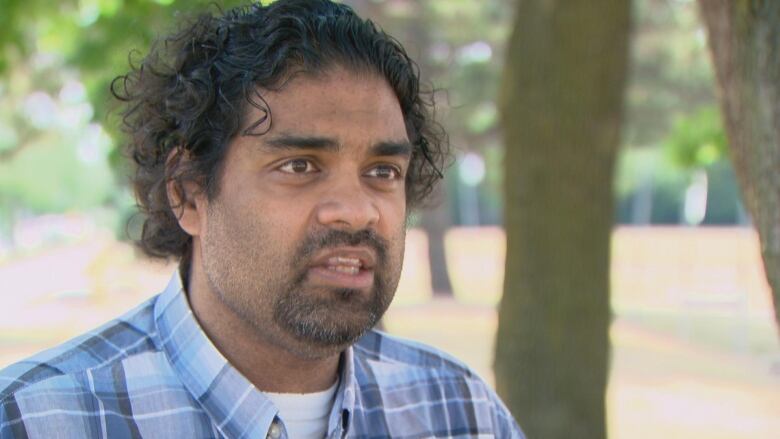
[167,178,207,237]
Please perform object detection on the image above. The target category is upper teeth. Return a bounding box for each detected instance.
[327,257,361,267]
[326,257,362,275]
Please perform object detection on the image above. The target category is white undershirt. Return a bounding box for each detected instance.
[264,380,339,439]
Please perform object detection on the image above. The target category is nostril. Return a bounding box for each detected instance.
[315,196,380,229]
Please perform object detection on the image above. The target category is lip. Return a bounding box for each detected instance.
[307,246,377,290]
[309,247,377,270]
[307,266,375,290]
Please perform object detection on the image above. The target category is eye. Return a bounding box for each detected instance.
[365,164,403,180]
[278,158,318,174]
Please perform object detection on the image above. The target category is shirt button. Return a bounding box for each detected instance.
[267,421,282,439]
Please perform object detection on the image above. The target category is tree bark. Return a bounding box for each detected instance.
[420,195,454,295]
[698,0,780,332]
[495,1,631,438]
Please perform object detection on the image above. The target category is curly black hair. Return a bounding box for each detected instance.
[112,0,449,262]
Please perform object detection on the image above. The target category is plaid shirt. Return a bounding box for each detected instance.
[1,273,523,438]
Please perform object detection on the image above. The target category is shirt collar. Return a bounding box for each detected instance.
[329,344,357,436]
[154,271,357,438]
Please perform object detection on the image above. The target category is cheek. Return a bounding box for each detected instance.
[230,183,307,230]
[381,197,407,234]
[263,204,314,246]
[382,205,408,261]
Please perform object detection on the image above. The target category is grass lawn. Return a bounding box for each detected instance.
[1,226,778,438]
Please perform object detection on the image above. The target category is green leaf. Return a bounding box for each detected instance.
[663,105,727,169]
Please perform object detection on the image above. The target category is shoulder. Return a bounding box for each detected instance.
[354,329,477,378]
[0,297,188,436]
[0,296,159,401]
[0,349,188,438]
[352,330,524,437]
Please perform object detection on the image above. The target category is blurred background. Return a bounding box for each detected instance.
[0,0,778,438]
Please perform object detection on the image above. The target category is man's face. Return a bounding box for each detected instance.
[195,68,410,358]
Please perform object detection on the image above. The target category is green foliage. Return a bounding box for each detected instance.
[345,0,511,149]
[614,0,743,226]
[0,0,740,231]
[626,0,717,147]
[664,105,728,170]
[344,0,512,226]
[0,0,245,235]
[0,133,115,213]
[614,138,742,225]
[614,146,663,197]
[614,143,689,224]
[0,0,247,128]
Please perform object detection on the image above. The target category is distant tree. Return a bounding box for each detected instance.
[0,0,245,161]
[626,0,717,148]
[0,0,243,235]
[699,0,780,330]
[495,0,631,437]
[346,0,454,295]
[345,0,512,295]
[1,1,511,288]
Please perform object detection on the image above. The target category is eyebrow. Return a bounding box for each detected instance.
[263,134,413,158]
[371,140,413,158]
[265,135,339,151]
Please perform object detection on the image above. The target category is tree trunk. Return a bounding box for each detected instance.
[420,196,454,295]
[348,0,455,297]
[698,0,780,332]
[495,1,631,438]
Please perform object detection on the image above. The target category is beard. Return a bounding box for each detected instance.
[202,215,403,359]
[271,228,396,347]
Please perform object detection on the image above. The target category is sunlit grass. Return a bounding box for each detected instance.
[1,225,778,438]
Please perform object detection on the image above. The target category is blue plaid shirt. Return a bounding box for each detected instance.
[1,273,523,438]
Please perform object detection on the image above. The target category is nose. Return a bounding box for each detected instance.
[314,174,380,230]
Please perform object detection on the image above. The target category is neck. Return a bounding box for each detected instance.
[185,244,341,393]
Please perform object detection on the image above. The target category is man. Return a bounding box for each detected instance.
[0,1,523,437]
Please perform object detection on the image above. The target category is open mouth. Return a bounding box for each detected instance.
[325,256,362,275]
[308,248,376,289]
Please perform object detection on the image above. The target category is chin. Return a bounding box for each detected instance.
[275,310,378,356]
[283,329,366,360]
[297,314,377,344]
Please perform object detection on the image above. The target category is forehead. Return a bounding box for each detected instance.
[247,68,409,144]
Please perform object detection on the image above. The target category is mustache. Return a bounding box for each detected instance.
[296,228,389,264]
